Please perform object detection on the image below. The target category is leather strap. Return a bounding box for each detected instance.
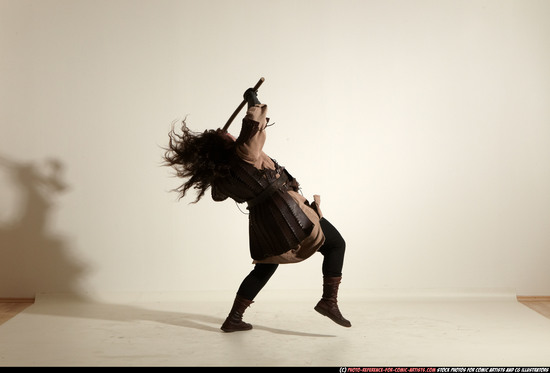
[246,172,289,209]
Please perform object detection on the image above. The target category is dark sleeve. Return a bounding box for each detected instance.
[211,184,228,202]
[236,118,262,144]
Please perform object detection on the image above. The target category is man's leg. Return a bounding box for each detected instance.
[221,263,278,332]
[315,218,351,327]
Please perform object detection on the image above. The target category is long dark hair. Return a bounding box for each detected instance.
[163,119,234,202]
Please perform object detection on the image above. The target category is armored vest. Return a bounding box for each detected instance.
[211,155,314,260]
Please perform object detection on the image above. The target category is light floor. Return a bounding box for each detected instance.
[1,290,550,367]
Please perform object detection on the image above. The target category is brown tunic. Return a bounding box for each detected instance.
[213,104,325,264]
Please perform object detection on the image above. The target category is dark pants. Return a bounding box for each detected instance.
[236,218,346,300]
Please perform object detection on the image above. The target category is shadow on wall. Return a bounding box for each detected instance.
[0,154,88,298]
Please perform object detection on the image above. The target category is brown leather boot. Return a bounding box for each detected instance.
[314,276,352,327]
[221,295,254,332]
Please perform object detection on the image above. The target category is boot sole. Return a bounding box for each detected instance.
[221,325,253,333]
[314,305,352,328]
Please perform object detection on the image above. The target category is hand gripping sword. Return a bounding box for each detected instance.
[222,77,265,132]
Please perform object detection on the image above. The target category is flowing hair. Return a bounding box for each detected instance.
[163,119,234,203]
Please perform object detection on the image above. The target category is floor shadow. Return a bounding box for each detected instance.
[0,154,88,296]
[22,298,336,337]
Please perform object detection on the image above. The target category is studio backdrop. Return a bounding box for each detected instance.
[1,0,549,299]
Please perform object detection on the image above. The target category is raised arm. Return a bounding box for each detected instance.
[222,77,264,132]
